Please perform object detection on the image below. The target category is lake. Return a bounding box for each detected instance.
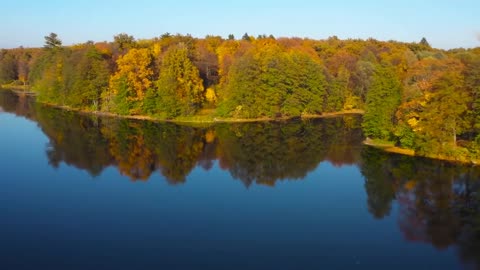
[0,90,479,270]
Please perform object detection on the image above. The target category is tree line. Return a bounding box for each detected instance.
[0,32,480,160]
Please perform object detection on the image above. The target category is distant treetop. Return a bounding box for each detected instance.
[44,33,62,49]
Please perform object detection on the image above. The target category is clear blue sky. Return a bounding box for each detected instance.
[1,0,478,49]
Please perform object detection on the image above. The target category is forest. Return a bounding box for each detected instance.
[1,32,480,162]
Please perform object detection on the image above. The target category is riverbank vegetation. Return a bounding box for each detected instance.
[0,33,480,162]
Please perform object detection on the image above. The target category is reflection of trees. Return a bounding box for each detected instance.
[0,91,36,120]
[0,91,364,185]
[360,147,480,268]
[360,147,396,218]
[35,105,112,176]
[101,120,156,180]
[141,122,206,184]
[215,116,363,186]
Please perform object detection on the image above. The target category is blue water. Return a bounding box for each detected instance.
[0,99,477,269]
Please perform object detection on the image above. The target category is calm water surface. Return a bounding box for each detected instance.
[1,91,479,269]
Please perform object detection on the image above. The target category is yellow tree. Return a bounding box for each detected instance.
[395,57,469,154]
[105,48,154,114]
[216,39,240,85]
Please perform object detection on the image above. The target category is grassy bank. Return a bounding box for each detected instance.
[34,97,364,124]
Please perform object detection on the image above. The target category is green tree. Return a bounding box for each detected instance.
[362,64,402,139]
[325,65,349,112]
[218,43,327,118]
[282,51,326,116]
[30,48,68,104]
[113,33,136,53]
[153,45,204,118]
[69,45,110,110]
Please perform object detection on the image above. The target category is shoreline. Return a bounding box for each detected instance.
[4,87,479,166]
[363,138,480,166]
[2,88,365,123]
[35,99,365,124]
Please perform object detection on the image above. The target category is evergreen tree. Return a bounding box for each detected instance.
[419,37,430,48]
[44,33,62,50]
[242,33,251,41]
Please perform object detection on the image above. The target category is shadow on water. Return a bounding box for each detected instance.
[2,90,480,268]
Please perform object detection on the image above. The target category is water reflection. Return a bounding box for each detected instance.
[0,91,364,185]
[361,147,480,268]
[2,90,480,268]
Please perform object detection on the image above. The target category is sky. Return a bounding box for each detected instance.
[0,0,478,49]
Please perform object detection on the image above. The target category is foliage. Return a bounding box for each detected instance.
[2,32,480,161]
[218,42,326,118]
[153,45,204,118]
[0,51,17,84]
[362,64,402,139]
[69,45,110,110]
[113,33,136,53]
[107,48,154,114]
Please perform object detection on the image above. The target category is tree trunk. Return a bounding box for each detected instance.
[453,119,457,146]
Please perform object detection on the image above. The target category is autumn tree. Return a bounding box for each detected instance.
[17,49,31,88]
[105,48,154,114]
[0,50,17,84]
[4,33,480,163]
[146,45,204,118]
[414,70,469,157]
[457,52,480,138]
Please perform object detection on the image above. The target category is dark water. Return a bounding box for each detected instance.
[1,91,480,270]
